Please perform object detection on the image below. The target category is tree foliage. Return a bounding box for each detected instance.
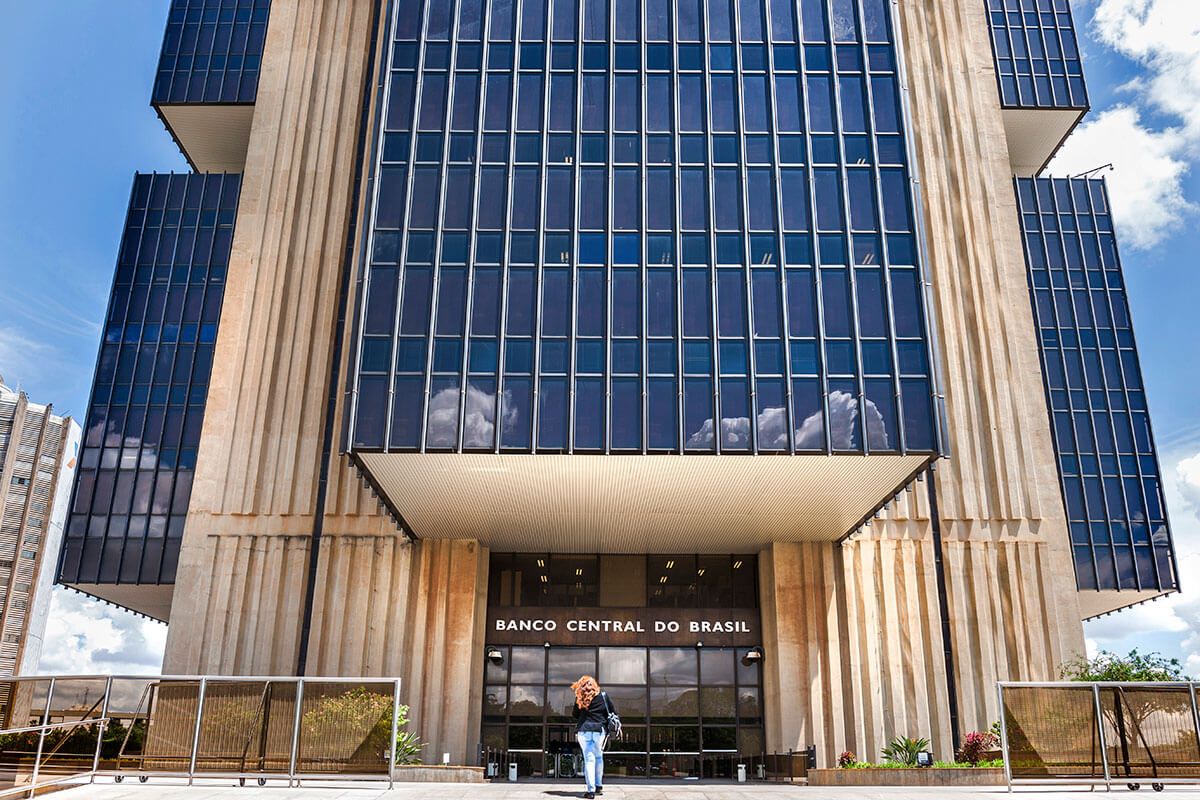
[1060,649,1188,683]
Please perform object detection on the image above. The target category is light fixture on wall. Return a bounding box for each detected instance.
[741,646,764,667]
[486,647,504,666]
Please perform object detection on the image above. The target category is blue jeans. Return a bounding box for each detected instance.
[576,730,605,791]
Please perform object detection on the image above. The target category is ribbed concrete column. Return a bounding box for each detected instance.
[760,533,952,765]
[894,0,1087,730]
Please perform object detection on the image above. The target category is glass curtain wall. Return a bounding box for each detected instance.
[59,174,241,589]
[1019,177,1177,592]
[350,0,940,457]
[986,0,1087,110]
[153,0,271,104]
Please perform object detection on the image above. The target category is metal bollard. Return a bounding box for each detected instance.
[737,763,747,783]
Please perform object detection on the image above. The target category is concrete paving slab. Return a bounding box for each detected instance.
[47,778,1200,800]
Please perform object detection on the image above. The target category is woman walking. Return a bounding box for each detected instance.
[571,675,617,799]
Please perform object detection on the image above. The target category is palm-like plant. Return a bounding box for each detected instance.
[881,735,930,766]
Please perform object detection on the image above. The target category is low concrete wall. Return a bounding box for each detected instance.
[392,766,486,783]
[808,767,1004,786]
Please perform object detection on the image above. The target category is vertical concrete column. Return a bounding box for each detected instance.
[394,539,489,764]
[760,541,859,764]
[760,532,955,765]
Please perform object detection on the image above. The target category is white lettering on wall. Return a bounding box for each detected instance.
[495,615,750,638]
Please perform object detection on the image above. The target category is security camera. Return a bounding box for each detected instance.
[486,647,504,666]
[741,646,764,667]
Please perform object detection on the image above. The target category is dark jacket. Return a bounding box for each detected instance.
[573,691,611,734]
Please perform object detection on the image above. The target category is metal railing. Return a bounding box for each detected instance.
[0,674,403,795]
[998,681,1200,791]
[478,742,512,779]
[741,747,816,782]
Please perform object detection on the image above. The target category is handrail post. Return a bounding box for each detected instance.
[1093,683,1112,791]
[388,679,400,789]
[27,678,55,798]
[288,678,305,788]
[187,679,208,786]
[996,684,1012,793]
[90,676,114,783]
[1189,683,1200,755]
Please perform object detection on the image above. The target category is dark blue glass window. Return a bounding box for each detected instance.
[351,0,940,457]
[1019,176,1175,593]
[60,173,240,590]
[987,0,1088,109]
[153,0,271,105]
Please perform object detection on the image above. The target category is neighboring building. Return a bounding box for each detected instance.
[56,0,1177,772]
[0,378,80,677]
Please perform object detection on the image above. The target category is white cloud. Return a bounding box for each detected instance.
[1090,0,1200,138]
[1051,107,1193,249]
[0,325,57,387]
[1050,0,1200,248]
[37,587,166,676]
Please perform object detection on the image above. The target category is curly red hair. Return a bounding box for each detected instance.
[571,675,600,709]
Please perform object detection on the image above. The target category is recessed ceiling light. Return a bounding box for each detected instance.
[733,560,743,569]
[666,560,675,569]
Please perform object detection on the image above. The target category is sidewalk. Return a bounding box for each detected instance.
[51,778,1200,799]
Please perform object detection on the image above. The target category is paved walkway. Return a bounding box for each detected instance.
[52,778,1200,800]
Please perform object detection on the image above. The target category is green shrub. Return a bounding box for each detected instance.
[956,730,999,765]
[392,705,424,766]
[881,735,929,767]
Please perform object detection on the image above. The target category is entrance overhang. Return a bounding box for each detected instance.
[354,452,933,551]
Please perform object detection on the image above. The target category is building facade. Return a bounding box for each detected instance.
[0,379,80,678]
[57,0,1177,772]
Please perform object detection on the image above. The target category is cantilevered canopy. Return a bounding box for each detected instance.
[355,453,932,552]
[1003,107,1086,176]
[156,104,255,173]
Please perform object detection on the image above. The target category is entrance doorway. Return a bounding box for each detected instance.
[482,644,765,778]
[483,553,764,779]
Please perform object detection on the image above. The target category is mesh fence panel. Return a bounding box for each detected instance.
[0,676,402,786]
[296,682,394,775]
[0,678,55,790]
[140,680,202,772]
[194,680,297,774]
[1098,686,1200,780]
[1004,685,1104,778]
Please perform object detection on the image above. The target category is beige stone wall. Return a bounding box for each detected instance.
[759,0,1087,764]
[165,0,390,673]
[306,537,489,764]
[165,4,488,764]
[896,0,1087,699]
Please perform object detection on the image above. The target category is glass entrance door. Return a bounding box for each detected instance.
[482,644,764,778]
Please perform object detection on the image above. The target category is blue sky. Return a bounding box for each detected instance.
[0,2,1198,676]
